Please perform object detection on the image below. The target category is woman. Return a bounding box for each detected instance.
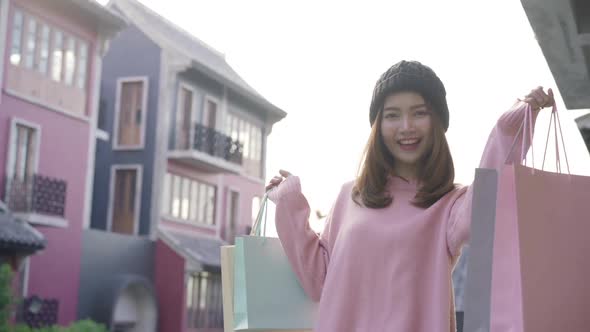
[266,60,553,331]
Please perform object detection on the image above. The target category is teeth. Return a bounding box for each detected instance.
[399,139,419,145]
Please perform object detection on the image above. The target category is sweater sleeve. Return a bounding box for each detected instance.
[268,176,333,302]
[447,101,538,257]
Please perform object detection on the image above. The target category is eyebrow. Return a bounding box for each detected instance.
[383,103,429,111]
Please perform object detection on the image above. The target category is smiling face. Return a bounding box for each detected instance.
[380,91,433,179]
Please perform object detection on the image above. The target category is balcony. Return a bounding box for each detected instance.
[4,174,68,228]
[168,123,244,173]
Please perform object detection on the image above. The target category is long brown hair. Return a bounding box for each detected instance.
[352,104,456,209]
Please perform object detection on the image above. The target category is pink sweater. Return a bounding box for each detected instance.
[268,102,536,332]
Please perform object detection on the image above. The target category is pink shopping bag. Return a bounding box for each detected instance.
[464,104,590,332]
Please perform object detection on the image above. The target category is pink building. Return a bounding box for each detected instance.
[0,0,124,325]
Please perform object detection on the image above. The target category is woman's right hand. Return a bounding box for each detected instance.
[265,169,292,191]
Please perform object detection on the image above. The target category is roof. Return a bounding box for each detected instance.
[520,0,590,109]
[63,0,127,36]
[158,228,226,272]
[576,113,590,130]
[0,206,46,253]
[108,0,287,123]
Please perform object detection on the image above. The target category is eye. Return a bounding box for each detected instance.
[415,110,430,117]
[384,112,400,119]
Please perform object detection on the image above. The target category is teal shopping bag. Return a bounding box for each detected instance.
[233,194,317,331]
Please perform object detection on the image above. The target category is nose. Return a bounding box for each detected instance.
[401,114,415,131]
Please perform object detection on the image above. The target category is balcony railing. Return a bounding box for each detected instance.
[192,123,243,165]
[4,174,67,217]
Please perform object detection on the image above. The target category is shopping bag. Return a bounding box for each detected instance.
[233,194,316,331]
[221,245,235,332]
[464,105,590,332]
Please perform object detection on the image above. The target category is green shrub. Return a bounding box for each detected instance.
[0,263,107,332]
[64,320,109,332]
[10,320,108,332]
[0,264,14,332]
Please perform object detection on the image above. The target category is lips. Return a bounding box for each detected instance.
[397,138,421,151]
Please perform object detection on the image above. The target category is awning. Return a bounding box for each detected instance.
[0,202,46,253]
[158,228,227,273]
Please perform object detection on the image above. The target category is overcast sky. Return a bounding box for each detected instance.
[99,0,590,232]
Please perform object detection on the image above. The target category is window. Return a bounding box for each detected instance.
[204,185,215,224]
[171,175,181,217]
[161,173,217,225]
[76,42,88,89]
[10,11,23,65]
[9,8,90,91]
[161,173,170,216]
[8,123,38,180]
[38,25,50,74]
[227,191,239,242]
[224,112,264,177]
[189,181,199,221]
[51,30,63,81]
[64,37,75,86]
[242,121,250,159]
[24,17,36,69]
[110,167,141,235]
[115,78,147,149]
[186,272,222,329]
[226,114,238,142]
[254,126,262,161]
[203,98,218,129]
[181,178,190,220]
[225,113,263,162]
[176,86,194,150]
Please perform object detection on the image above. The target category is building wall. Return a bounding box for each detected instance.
[0,0,103,324]
[77,229,155,324]
[91,23,161,235]
[219,174,265,241]
[160,160,264,243]
[162,68,267,241]
[155,239,185,332]
[168,70,224,151]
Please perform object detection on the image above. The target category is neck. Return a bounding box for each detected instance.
[392,163,417,182]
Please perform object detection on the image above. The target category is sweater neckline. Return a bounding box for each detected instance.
[387,175,419,191]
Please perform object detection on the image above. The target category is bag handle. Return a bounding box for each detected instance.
[505,103,535,167]
[505,102,570,175]
[541,102,570,174]
[250,193,270,237]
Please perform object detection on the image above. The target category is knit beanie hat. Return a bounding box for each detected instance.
[369,60,449,131]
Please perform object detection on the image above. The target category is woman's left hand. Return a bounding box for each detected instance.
[522,86,554,111]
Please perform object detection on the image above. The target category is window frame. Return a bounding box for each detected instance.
[202,95,220,130]
[112,76,149,150]
[186,271,223,329]
[161,172,217,228]
[175,82,198,150]
[225,188,241,242]
[76,40,88,89]
[8,7,91,91]
[224,110,264,162]
[5,117,41,181]
[23,15,36,69]
[50,28,64,82]
[107,164,143,236]
[37,23,50,75]
[9,9,24,66]
[63,35,76,86]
